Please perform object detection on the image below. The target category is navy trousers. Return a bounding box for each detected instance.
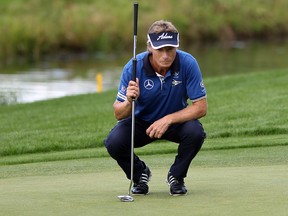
[104,117,206,182]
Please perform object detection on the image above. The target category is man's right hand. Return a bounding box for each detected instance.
[126,78,140,102]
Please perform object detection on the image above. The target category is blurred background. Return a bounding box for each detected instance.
[1,0,288,104]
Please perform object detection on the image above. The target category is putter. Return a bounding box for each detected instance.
[118,2,138,202]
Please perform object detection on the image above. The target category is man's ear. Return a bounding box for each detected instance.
[147,44,153,53]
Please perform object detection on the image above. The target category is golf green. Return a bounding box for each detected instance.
[0,153,287,216]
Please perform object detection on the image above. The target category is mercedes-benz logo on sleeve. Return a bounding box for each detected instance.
[144,79,154,90]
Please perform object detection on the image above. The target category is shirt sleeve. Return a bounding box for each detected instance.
[185,56,207,101]
[116,60,133,102]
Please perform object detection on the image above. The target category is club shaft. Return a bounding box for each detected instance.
[133,36,137,60]
[128,99,136,195]
[128,2,138,196]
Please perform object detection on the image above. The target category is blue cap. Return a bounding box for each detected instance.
[147,32,179,49]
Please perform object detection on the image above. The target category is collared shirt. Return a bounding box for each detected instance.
[116,50,206,123]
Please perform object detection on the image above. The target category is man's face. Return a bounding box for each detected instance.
[149,46,177,69]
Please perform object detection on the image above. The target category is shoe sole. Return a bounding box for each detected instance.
[169,192,187,196]
[132,192,149,196]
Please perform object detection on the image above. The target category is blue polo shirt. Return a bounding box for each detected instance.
[116,50,206,123]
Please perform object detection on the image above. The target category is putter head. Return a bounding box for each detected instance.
[117,195,134,202]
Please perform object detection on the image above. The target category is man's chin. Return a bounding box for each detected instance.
[160,62,172,68]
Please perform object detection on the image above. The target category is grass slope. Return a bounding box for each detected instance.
[0,69,288,165]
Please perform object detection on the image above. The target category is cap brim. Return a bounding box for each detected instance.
[147,32,179,49]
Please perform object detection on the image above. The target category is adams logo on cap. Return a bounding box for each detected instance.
[157,32,173,40]
[148,31,179,49]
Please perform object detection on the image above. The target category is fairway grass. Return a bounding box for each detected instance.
[1,147,287,216]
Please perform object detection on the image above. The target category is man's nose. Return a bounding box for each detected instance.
[162,51,169,58]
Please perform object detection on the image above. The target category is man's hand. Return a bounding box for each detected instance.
[146,116,172,139]
[126,78,140,102]
[145,98,207,139]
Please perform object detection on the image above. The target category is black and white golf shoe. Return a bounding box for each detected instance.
[167,172,187,196]
[132,166,151,195]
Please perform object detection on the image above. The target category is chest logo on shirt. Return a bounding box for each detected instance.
[144,79,154,90]
[172,79,182,86]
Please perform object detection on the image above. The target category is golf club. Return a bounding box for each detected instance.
[118,2,138,202]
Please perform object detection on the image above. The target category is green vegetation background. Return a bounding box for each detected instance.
[1,0,288,62]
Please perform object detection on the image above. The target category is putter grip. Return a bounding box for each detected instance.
[132,58,137,82]
[134,3,138,36]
